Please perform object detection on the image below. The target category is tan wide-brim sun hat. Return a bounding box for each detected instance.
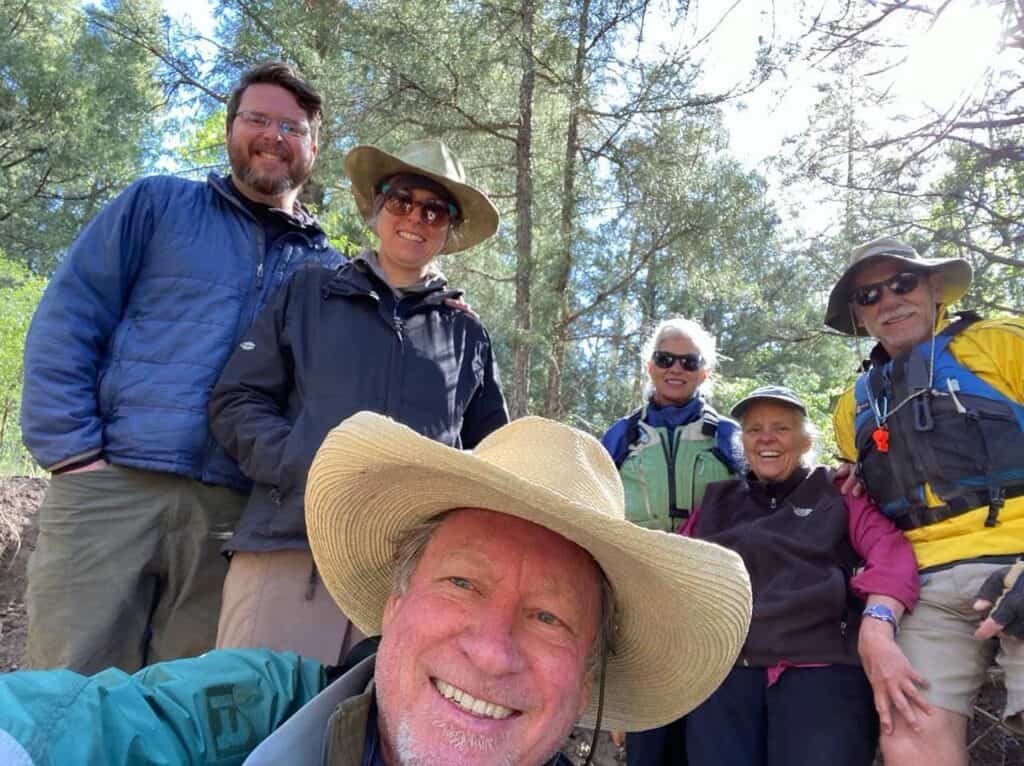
[344,139,500,254]
[825,236,972,335]
[306,411,752,733]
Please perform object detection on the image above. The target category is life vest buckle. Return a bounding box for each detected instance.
[986,487,1006,528]
[913,394,934,432]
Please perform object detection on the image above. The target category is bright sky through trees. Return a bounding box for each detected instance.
[162,0,1007,171]
[685,0,1007,169]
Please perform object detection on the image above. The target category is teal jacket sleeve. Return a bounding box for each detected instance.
[0,648,326,766]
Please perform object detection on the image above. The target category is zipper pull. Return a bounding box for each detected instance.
[256,261,264,288]
[393,315,404,340]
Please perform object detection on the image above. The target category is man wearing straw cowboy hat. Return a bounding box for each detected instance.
[0,412,752,766]
[828,236,1024,765]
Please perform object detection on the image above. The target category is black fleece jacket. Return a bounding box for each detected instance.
[210,261,509,552]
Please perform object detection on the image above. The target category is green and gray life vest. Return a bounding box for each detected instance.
[619,407,736,531]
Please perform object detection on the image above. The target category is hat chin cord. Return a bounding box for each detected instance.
[581,646,609,766]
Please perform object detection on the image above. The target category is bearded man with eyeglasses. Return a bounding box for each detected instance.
[827,236,1024,766]
[20,61,343,675]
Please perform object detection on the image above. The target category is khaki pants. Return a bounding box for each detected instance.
[216,549,365,667]
[26,464,245,673]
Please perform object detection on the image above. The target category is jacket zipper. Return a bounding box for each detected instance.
[662,429,677,515]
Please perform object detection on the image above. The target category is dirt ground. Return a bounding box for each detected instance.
[1,476,1020,764]
[0,476,46,672]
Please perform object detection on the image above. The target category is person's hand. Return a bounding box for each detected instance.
[858,618,932,734]
[63,458,109,475]
[610,730,626,748]
[444,296,478,320]
[833,461,864,496]
[974,559,1024,639]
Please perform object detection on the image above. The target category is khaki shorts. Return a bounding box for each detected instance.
[898,562,1024,719]
[216,549,364,667]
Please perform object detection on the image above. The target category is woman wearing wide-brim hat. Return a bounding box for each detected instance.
[208,139,509,666]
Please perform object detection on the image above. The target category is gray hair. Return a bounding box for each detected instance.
[390,511,617,674]
[738,409,820,469]
[641,316,718,399]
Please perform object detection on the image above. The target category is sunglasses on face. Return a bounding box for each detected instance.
[381,185,458,228]
[850,271,924,307]
[651,350,704,371]
[235,110,311,140]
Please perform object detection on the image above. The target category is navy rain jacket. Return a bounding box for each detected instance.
[210,261,509,552]
[21,174,344,489]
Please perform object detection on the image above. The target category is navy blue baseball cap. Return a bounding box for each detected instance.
[730,385,807,420]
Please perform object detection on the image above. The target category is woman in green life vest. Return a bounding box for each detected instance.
[601,317,742,532]
[601,316,742,766]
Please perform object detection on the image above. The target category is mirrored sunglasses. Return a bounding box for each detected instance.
[381,185,457,228]
[850,271,923,307]
[651,350,704,371]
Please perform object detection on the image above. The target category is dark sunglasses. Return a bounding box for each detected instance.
[850,271,924,307]
[651,350,704,371]
[381,185,458,228]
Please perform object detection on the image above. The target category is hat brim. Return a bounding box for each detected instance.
[825,254,972,335]
[343,145,499,254]
[305,412,751,732]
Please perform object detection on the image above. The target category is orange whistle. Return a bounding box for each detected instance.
[872,426,889,453]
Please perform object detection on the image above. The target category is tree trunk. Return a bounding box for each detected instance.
[542,0,590,419]
[509,0,537,419]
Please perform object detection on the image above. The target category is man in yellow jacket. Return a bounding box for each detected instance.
[828,236,1024,766]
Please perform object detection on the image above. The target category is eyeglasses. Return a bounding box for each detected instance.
[234,110,312,140]
[381,185,458,228]
[850,271,923,307]
[651,351,704,371]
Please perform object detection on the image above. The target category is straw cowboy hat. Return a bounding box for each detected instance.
[825,236,973,335]
[305,411,753,732]
[344,139,500,254]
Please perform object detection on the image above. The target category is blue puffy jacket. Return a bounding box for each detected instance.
[20,174,344,489]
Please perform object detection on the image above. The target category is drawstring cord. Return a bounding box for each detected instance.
[305,561,318,601]
[854,283,941,431]
[581,645,609,766]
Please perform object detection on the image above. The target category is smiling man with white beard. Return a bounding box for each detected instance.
[829,237,1024,766]
[239,412,753,766]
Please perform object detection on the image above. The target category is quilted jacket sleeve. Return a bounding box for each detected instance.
[0,649,326,766]
[20,179,158,471]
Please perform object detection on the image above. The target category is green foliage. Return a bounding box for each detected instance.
[0,254,46,475]
[176,109,229,173]
[0,0,164,271]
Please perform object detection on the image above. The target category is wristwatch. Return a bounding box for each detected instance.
[863,604,899,635]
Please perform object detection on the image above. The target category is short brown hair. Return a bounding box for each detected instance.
[226,61,323,137]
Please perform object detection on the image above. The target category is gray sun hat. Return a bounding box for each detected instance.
[344,139,500,254]
[824,237,973,335]
[731,385,807,421]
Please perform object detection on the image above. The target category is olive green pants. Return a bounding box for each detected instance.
[25,464,245,674]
